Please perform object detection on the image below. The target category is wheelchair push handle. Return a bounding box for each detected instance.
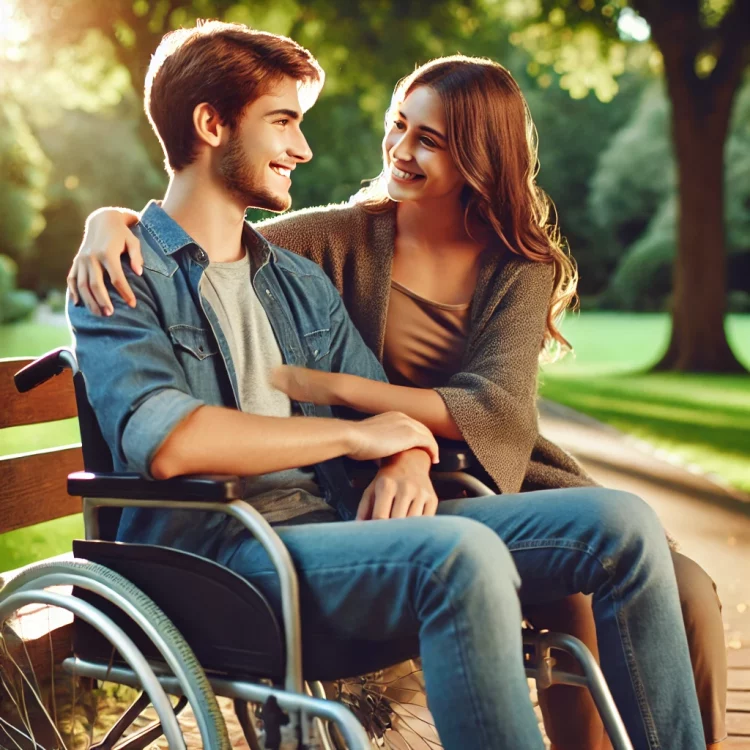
[14,346,78,393]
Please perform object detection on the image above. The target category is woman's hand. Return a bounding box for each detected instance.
[269,365,344,406]
[357,449,438,521]
[346,412,439,465]
[67,207,142,316]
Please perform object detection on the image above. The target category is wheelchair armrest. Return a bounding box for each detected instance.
[68,470,306,694]
[432,440,475,473]
[67,471,247,501]
[14,347,78,392]
[344,441,475,484]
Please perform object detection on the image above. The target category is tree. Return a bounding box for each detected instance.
[589,78,750,312]
[503,0,750,372]
[20,0,486,171]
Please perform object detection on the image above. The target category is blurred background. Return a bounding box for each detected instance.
[0,0,748,569]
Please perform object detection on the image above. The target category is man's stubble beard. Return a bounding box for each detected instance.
[219,133,291,213]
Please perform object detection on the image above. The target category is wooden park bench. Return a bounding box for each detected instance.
[0,354,83,680]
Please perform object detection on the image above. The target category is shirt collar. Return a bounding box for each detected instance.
[242,221,277,264]
[139,200,277,262]
[139,201,196,256]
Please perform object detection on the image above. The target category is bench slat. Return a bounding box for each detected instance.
[0,357,78,429]
[0,446,83,534]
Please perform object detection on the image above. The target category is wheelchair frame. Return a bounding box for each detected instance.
[1,348,633,750]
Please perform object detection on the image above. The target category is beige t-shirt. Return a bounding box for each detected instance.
[200,249,336,525]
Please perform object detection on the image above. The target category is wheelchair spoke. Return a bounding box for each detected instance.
[1,617,71,749]
[234,699,263,750]
[336,660,443,750]
[90,690,152,749]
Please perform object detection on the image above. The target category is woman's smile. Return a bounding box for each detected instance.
[390,164,424,182]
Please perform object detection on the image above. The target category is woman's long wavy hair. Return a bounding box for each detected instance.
[355,55,578,358]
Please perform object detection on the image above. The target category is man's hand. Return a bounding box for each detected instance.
[346,412,439,465]
[357,449,438,520]
[67,207,143,316]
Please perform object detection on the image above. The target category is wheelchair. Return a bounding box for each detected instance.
[0,348,633,749]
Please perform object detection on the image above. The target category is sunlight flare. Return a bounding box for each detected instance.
[0,0,30,62]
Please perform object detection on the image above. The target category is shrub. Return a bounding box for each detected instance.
[0,255,37,323]
[600,200,675,311]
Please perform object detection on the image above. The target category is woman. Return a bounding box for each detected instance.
[68,55,726,749]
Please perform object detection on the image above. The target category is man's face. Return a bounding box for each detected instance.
[218,76,313,212]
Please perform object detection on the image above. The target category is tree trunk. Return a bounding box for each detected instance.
[654,57,746,373]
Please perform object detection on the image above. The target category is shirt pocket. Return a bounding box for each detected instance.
[302,328,331,364]
[168,325,218,361]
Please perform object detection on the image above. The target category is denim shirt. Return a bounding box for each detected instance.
[68,202,387,553]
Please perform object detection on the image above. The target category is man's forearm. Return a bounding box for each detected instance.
[151,405,354,479]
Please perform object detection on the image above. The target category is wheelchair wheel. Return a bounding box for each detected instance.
[331,661,544,749]
[332,660,442,750]
[0,560,230,749]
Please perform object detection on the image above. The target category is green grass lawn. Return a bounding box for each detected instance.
[540,313,750,493]
[1,314,749,571]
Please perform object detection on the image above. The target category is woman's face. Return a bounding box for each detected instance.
[384,86,465,204]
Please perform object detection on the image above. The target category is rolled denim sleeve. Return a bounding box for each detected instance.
[67,266,204,478]
[120,388,202,478]
[326,277,388,384]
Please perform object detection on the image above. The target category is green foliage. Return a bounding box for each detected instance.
[0,19,165,291]
[590,77,750,310]
[3,0,748,313]
[602,198,675,310]
[0,101,50,260]
[588,81,673,250]
[526,70,646,293]
[287,92,385,209]
[0,255,37,323]
[494,0,654,102]
[8,0,491,288]
[7,30,132,125]
[725,79,750,254]
[27,107,166,291]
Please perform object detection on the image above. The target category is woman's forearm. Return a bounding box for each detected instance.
[336,375,464,441]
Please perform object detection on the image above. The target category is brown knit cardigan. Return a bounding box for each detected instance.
[257,201,596,495]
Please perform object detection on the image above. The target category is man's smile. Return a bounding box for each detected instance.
[270,163,293,178]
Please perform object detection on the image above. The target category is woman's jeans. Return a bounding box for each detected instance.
[220,487,704,750]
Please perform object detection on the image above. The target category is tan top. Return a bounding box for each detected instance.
[257,202,596,495]
[384,280,471,388]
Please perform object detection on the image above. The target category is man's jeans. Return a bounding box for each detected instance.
[219,487,704,750]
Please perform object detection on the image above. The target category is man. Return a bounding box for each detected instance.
[69,21,705,750]
[68,21,548,749]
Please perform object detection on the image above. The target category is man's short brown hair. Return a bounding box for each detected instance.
[145,20,323,172]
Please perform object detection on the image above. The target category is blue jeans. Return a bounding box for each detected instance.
[219,488,704,750]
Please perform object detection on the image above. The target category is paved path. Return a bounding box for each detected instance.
[539,400,750,747]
